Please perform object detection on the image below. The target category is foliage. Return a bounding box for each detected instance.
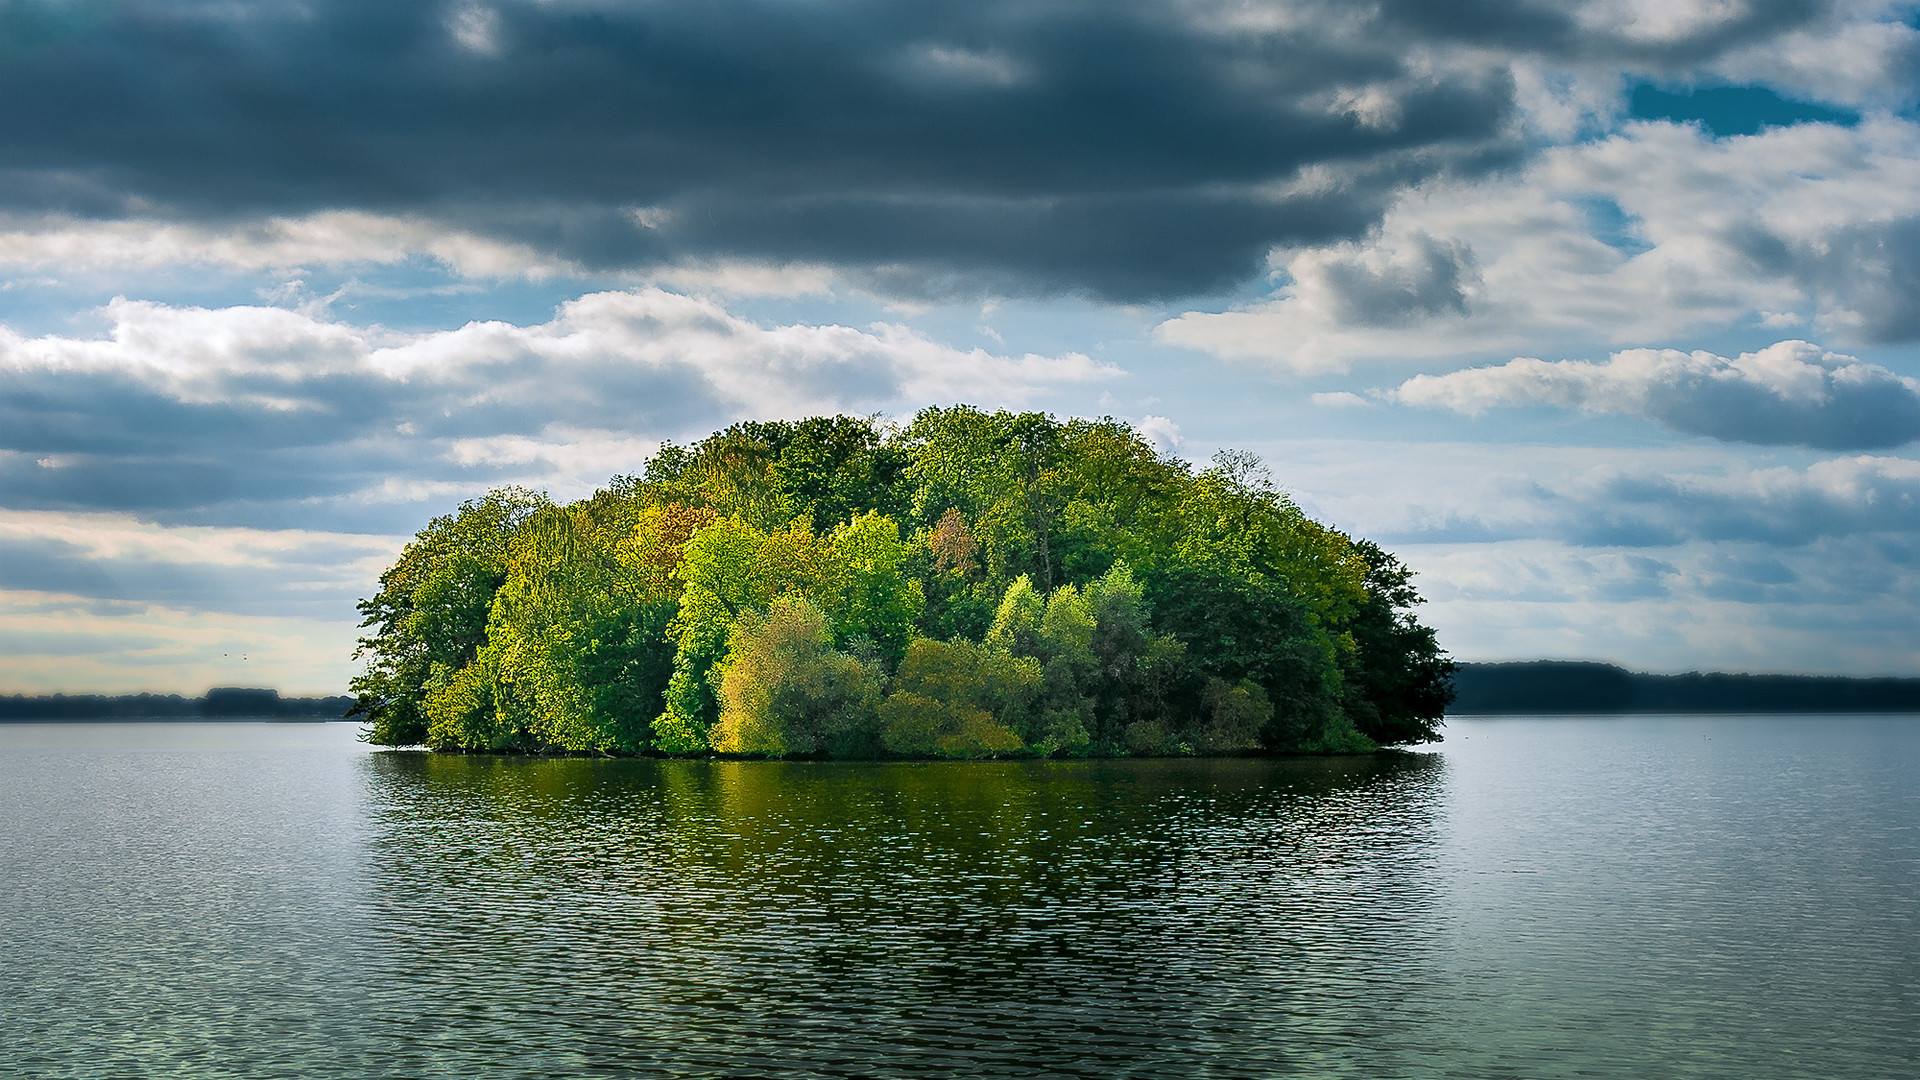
[712,596,884,757]
[349,488,548,746]
[1339,541,1457,745]
[878,637,1039,758]
[356,409,1453,756]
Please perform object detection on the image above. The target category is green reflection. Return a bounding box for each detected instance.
[353,752,1451,1077]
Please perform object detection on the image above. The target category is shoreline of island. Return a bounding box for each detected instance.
[11,660,1920,728]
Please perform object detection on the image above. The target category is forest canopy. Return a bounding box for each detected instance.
[351,408,1453,758]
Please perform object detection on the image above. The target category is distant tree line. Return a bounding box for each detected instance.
[351,408,1455,757]
[0,688,356,721]
[1451,661,1920,713]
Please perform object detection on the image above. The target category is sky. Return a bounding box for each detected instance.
[3,0,1919,694]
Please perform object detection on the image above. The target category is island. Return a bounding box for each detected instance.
[352,407,1455,757]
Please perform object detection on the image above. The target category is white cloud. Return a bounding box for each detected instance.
[1310,391,1371,408]
[1708,13,1920,109]
[645,260,838,298]
[1402,535,1920,675]
[0,509,397,576]
[909,45,1029,88]
[1135,414,1182,453]
[1158,116,1920,369]
[446,2,503,56]
[0,287,1114,526]
[1394,340,1920,449]
[0,589,364,695]
[1244,436,1920,673]
[1242,435,1920,556]
[0,211,576,279]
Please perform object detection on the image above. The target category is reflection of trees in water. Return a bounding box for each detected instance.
[356,752,1450,1077]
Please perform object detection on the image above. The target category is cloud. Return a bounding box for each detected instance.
[1394,340,1920,449]
[1135,415,1182,454]
[0,586,364,694]
[1248,435,1920,552]
[0,509,395,619]
[0,0,1813,300]
[1400,535,1920,674]
[0,211,577,279]
[1159,111,1920,367]
[1302,232,1481,327]
[1544,454,1920,547]
[1310,391,1372,408]
[1386,448,1920,549]
[1215,434,1920,671]
[0,289,1111,528]
[1705,9,1920,108]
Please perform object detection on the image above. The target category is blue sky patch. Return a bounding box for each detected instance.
[1629,84,1860,138]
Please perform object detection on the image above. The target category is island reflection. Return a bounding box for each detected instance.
[355,753,1449,1078]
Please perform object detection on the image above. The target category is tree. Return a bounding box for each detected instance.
[879,638,1040,758]
[480,505,673,753]
[356,411,1451,760]
[658,516,774,752]
[350,488,548,745]
[711,596,884,757]
[820,511,924,666]
[1338,541,1455,745]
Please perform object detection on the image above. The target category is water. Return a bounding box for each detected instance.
[1,716,1915,1078]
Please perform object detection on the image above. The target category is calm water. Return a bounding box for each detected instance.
[1,716,1915,1079]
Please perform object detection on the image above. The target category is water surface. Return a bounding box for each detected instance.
[1,716,1914,1078]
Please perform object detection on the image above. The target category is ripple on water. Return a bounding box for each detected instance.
[2,718,1917,1079]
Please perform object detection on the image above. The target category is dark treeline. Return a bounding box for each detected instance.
[1452,661,1920,714]
[0,688,357,721]
[353,408,1455,758]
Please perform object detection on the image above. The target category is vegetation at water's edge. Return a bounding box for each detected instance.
[350,408,1454,758]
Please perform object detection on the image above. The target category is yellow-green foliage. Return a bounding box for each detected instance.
[823,512,924,663]
[712,596,883,757]
[878,638,1039,757]
[420,502,672,753]
[659,512,921,750]
[423,655,507,750]
[985,575,1045,655]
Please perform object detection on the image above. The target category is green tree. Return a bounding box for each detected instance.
[1338,541,1455,745]
[659,516,774,752]
[352,488,548,745]
[898,406,1065,591]
[481,505,674,753]
[820,511,924,666]
[355,411,1449,760]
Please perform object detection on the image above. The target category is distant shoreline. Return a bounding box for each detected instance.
[0,688,354,722]
[12,662,1920,722]
[1451,662,1920,715]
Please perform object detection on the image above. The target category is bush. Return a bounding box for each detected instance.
[712,596,883,757]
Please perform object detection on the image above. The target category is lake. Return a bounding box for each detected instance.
[1,715,1915,1078]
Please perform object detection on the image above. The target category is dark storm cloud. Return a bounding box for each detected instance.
[0,0,1833,298]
